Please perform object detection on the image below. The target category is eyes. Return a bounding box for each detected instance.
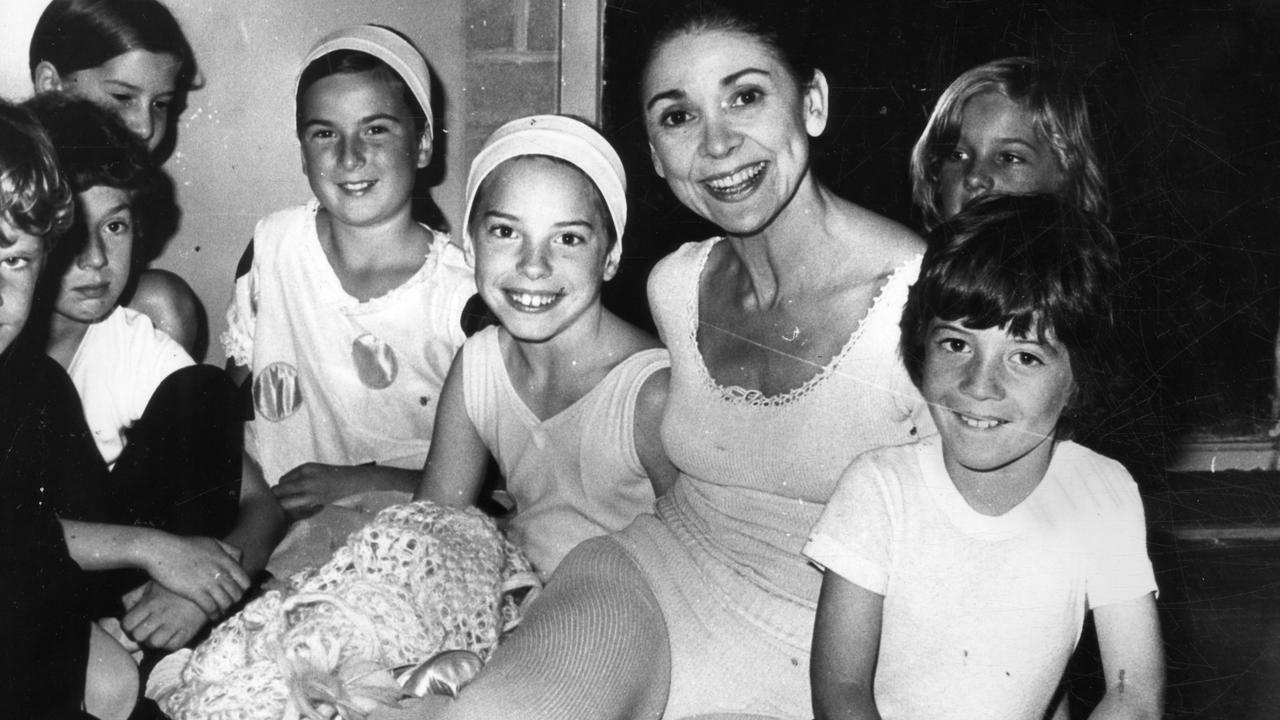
[102,216,132,237]
[942,146,1030,166]
[933,334,1049,368]
[0,255,35,271]
[305,121,399,144]
[654,86,767,129]
[481,222,589,248]
[107,92,171,115]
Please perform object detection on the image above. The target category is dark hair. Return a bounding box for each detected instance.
[899,194,1121,437]
[28,0,196,87]
[910,57,1107,230]
[295,50,428,140]
[0,100,73,247]
[23,93,155,197]
[643,0,820,90]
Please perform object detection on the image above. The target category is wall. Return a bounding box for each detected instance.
[0,0,470,364]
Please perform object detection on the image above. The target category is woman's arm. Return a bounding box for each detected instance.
[1087,593,1164,720]
[812,571,884,720]
[414,348,489,506]
[634,367,677,497]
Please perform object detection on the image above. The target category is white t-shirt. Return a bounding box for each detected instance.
[804,436,1157,720]
[221,200,474,485]
[67,305,194,468]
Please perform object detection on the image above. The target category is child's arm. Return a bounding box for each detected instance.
[1087,593,1164,720]
[634,367,677,496]
[59,520,249,617]
[223,447,287,576]
[273,463,421,520]
[811,571,885,720]
[414,348,489,506]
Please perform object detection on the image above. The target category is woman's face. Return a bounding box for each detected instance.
[57,49,181,154]
[642,29,827,236]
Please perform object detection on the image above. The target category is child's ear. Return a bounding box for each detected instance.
[602,241,622,282]
[803,69,830,138]
[415,132,433,169]
[32,61,64,93]
[647,141,666,180]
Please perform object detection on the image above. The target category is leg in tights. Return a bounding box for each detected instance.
[391,537,672,720]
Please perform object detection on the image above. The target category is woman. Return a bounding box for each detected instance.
[379,2,927,718]
[29,0,202,355]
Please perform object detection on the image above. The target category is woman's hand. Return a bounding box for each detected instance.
[273,462,420,521]
[141,532,250,617]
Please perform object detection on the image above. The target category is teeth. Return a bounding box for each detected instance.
[510,292,557,308]
[340,181,374,192]
[706,162,764,191]
[958,414,1001,429]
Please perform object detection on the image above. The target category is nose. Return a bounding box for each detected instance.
[517,239,551,280]
[77,235,108,270]
[958,354,1005,401]
[339,136,366,169]
[700,111,741,159]
[962,157,994,196]
[122,106,155,148]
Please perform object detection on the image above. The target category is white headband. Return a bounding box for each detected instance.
[463,115,627,263]
[298,25,433,140]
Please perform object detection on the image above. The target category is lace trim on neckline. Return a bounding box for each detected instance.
[685,239,917,408]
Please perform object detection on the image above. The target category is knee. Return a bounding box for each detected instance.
[129,269,202,355]
[84,623,139,720]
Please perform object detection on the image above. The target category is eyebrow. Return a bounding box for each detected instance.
[644,66,772,112]
[481,210,596,230]
[301,113,404,129]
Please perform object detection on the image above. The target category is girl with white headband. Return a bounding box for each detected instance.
[414,114,677,580]
[222,25,474,528]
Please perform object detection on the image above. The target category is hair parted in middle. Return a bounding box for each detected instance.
[909,57,1107,230]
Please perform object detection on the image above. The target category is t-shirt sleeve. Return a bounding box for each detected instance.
[221,239,257,367]
[1086,470,1158,608]
[803,451,897,595]
[125,312,195,426]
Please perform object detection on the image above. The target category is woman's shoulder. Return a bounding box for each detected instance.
[846,205,926,271]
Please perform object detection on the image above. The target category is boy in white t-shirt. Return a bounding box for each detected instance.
[805,194,1163,720]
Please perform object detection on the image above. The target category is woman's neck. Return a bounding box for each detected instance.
[46,312,92,369]
[725,177,855,309]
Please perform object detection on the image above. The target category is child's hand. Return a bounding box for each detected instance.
[143,533,250,617]
[121,581,209,651]
[273,462,367,521]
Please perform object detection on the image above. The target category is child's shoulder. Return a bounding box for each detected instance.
[249,201,320,262]
[1047,440,1141,507]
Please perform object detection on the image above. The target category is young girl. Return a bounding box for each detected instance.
[416,114,675,580]
[909,57,1107,230]
[805,194,1163,720]
[222,26,475,522]
[25,95,267,658]
[29,0,203,354]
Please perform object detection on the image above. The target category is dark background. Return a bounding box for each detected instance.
[600,0,1280,449]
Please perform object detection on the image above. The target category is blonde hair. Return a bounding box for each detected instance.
[909,57,1107,230]
[0,101,73,246]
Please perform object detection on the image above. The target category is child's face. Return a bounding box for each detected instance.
[471,156,617,345]
[60,49,181,154]
[937,91,1065,220]
[54,185,134,326]
[299,71,429,231]
[0,220,46,354]
[922,319,1075,488]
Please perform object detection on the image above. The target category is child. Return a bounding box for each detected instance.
[805,194,1163,720]
[24,95,269,658]
[30,0,203,353]
[415,114,676,580]
[222,26,475,521]
[909,57,1107,230]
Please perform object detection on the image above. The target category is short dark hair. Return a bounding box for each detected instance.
[900,194,1121,437]
[0,100,73,247]
[24,93,154,197]
[29,0,196,88]
[295,50,428,140]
